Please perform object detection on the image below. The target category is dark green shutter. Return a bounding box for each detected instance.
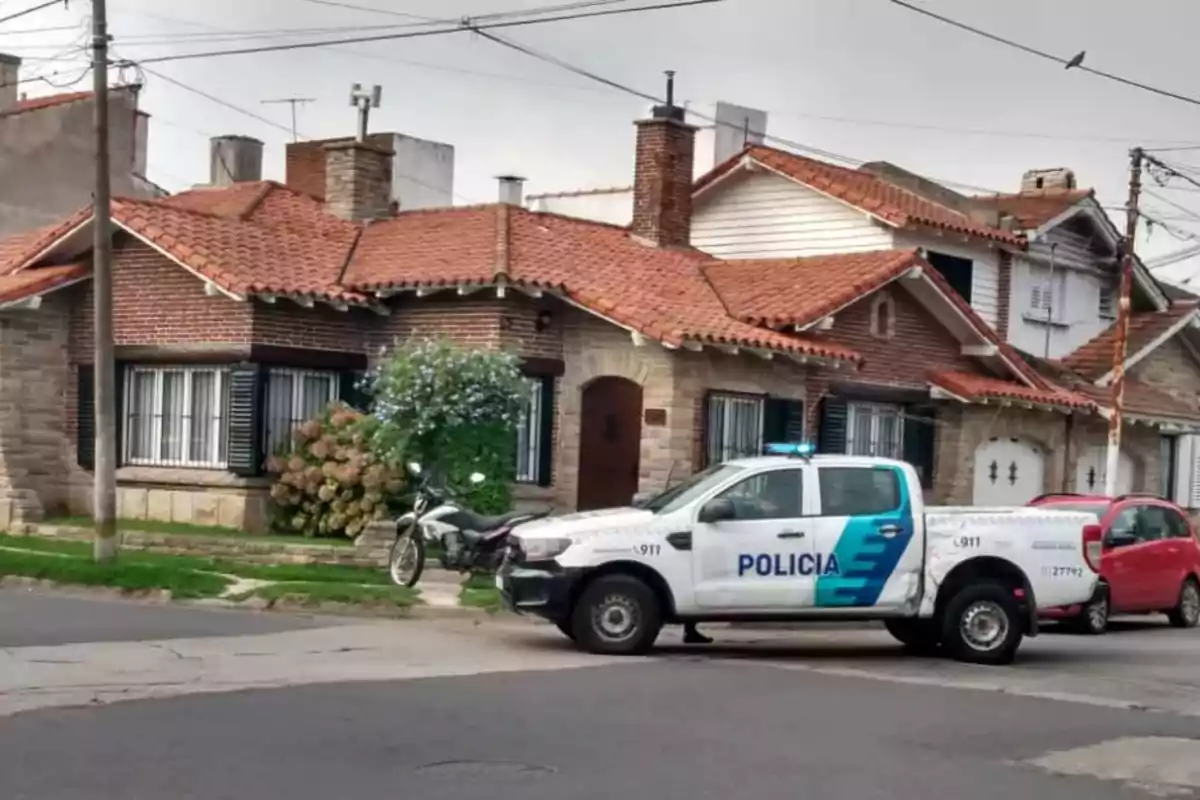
[537,377,555,487]
[227,364,265,477]
[817,396,848,454]
[339,370,369,411]
[903,403,937,489]
[764,398,805,445]
[113,362,125,466]
[76,364,95,470]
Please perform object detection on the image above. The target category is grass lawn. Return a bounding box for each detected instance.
[239,582,419,609]
[0,550,232,599]
[459,571,504,612]
[0,534,390,585]
[42,516,355,547]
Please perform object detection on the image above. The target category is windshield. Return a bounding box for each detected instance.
[1039,501,1110,522]
[640,464,745,515]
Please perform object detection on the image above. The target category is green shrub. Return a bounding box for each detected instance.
[267,403,404,539]
[366,338,529,514]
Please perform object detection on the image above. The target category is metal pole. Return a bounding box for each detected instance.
[1043,242,1057,359]
[92,0,118,562]
[1103,147,1144,497]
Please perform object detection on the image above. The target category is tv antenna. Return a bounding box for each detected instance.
[261,97,315,142]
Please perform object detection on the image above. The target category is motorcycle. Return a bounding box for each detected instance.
[387,461,549,588]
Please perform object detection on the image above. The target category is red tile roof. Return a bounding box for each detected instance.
[0,262,89,305]
[971,189,1093,230]
[695,145,1023,247]
[0,209,90,275]
[2,90,92,117]
[1060,303,1200,380]
[928,369,1096,411]
[1075,380,1200,421]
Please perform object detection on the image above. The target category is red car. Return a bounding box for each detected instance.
[1027,493,1200,634]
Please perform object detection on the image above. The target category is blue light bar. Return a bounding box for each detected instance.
[764,442,816,457]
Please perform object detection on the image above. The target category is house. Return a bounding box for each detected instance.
[0,55,163,236]
[0,94,1096,532]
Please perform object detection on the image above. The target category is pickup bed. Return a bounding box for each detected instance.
[498,452,1101,664]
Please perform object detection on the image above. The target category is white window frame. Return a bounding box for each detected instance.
[264,368,339,455]
[706,392,765,465]
[123,366,229,469]
[1029,268,1067,321]
[515,378,544,484]
[845,401,904,459]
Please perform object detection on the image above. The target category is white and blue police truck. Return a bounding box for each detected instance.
[497,444,1103,665]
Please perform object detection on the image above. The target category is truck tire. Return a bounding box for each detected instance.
[1167,577,1200,629]
[555,620,576,641]
[571,573,662,655]
[884,619,941,653]
[941,582,1023,665]
[1070,585,1109,635]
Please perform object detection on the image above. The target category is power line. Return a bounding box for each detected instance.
[291,0,441,20]
[1142,189,1200,223]
[121,0,724,66]
[141,66,295,135]
[888,0,1200,109]
[0,0,65,26]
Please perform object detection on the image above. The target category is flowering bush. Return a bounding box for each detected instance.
[365,338,529,514]
[266,403,405,539]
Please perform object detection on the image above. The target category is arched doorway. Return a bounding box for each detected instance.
[577,377,643,510]
[1074,445,1134,495]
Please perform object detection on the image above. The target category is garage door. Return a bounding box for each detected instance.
[1074,445,1133,496]
[972,437,1046,506]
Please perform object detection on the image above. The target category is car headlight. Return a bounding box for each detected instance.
[520,537,573,562]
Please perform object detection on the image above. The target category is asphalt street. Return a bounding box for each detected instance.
[2,590,1200,799]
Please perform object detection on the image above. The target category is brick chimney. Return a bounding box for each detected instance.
[286,140,329,200]
[324,139,394,221]
[0,53,20,111]
[631,71,696,248]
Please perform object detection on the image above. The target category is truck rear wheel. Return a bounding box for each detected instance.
[571,573,662,655]
[941,582,1023,665]
[884,619,941,653]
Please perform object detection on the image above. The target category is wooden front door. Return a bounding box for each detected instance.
[577,377,643,510]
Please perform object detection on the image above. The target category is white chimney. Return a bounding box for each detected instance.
[210,135,264,185]
[497,175,525,206]
[0,53,21,111]
[690,100,768,178]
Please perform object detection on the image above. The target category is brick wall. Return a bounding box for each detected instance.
[252,301,369,353]
[499,293,564,360]
[0,294,71,524]
[1129,337,1200,411]
[369,294,504,355]
[324,140,394,222]
[996,251,1012,341]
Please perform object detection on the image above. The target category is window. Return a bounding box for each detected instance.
[1099,286,1116,319]
[926,251,973,303]
[819,467,901,516]
[713,468,804,520]
[1109,506,1138,543]
[706,393,764,464]
[846,402,903,459]
[516,377,549,484]
[124,367,230,468]
[264,368,338,456]
[1136,505,1171,543]
[870,294,895,339]
[1028,267,1066,320]
[643,463,744,515]
[1161,507,1193,540]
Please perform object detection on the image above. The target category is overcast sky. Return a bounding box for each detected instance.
[6,0,1200,283]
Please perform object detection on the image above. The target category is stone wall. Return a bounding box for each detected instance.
[0,294,71,525]
[1129,337,1200,411]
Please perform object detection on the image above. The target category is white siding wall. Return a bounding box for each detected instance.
[893,232,1000,328]
[527,189,633,226]
[690,171,895,258]
[1009,257,1117,359]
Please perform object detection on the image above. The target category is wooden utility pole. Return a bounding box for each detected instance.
[92,0,117,562]
[1104,147,1144,497]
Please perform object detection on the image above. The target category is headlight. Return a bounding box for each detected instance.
[520,537,573,562]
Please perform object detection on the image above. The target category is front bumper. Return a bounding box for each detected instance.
[496,561,580,623]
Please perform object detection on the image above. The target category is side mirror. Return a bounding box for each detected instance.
[698,497,736,524]
[632,491,653,507]
[406,461,422,477]
[468,472,486,485]
[1106,529,1137,548]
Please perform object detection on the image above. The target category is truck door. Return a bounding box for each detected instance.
[692,466,815,610]
[810,464,921,610]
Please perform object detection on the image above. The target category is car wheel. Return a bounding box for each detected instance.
[571,574,662,655]
[941,582,1024,666]
[1167,577,1200,629]
[883,619,941,653]
[1072,587,1109,635]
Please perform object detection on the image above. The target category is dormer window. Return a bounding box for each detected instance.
[870,293,895,339]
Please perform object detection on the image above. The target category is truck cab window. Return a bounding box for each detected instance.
[715,469,803,520]
[819,467,901,516]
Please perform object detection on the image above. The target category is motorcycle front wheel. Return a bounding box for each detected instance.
[388,528,426,588]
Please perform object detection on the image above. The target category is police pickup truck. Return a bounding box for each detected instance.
[497,445,1102,665]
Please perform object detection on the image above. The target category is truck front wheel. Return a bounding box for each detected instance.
[941,582,1024,665]
[884,619,941,653]
[571,573,662,655]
